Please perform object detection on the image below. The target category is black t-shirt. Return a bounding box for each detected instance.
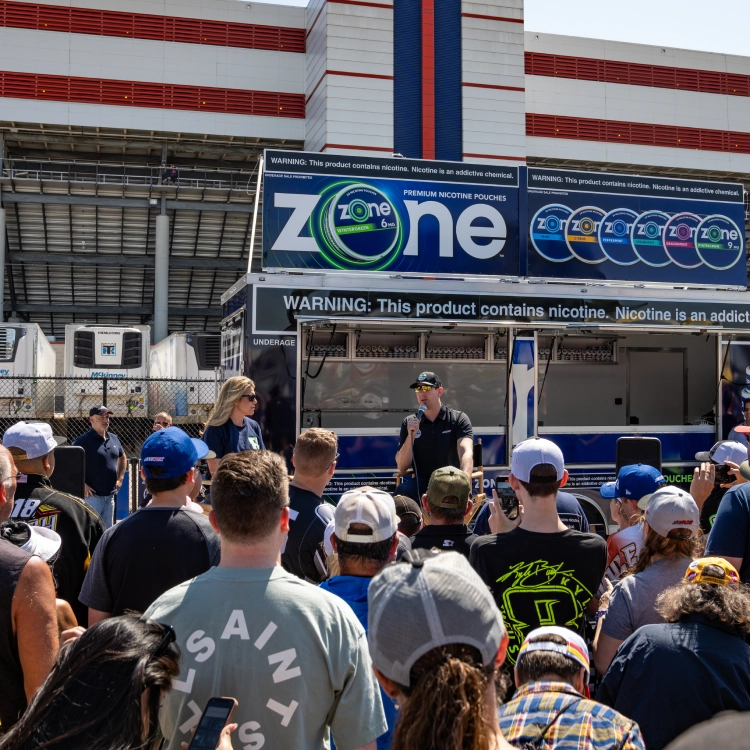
[470,527,607,664]
[281,485,334,584]
[700,485,728,533]
[398,405,473,484]
[79,507,220,617]
[11,474,106,624]
[472,491,590,536]
[411,524,477,559]
[71,428,124,495]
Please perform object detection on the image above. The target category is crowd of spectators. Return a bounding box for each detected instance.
[4,380,750,748]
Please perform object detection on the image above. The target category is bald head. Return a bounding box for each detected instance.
[153,412,173,431]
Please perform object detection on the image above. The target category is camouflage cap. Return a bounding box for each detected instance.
[427,467,471,509]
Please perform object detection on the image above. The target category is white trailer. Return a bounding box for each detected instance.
[149,332,220,421]
[63,325,150,418]
[0,324,56,418]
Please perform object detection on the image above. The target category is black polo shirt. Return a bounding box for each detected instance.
[411,524,477,559]
[398,404,473,484]
[71,428,124,496]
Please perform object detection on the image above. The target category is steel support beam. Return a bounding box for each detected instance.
[154,214,169,342]
[0,192,255,212]
[2,303,222,316]
[0,208,5,324]
[0,134,5,322]
[7,251,245,270]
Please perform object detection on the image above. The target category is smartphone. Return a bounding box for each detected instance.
[187,697,238,750]
[498,487,519,520]
[714,465,736,486]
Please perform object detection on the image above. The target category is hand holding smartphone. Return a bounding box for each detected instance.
[187,697,238,750]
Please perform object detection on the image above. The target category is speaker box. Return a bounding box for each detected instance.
[50,446,86,499]
[616,437,662,474]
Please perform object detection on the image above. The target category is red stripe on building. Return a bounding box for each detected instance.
[462,82,525,92]
[0,0,305,53]
[421,0,435,160]
[525,51,750,98]
[461,12,523,23]
[328,0,394,8]
[0,70,305,118]
[306,69,394,105]
[320,143,393,152]
[463,152,527,161]
[306,2,325,38]
[527,113,750,155]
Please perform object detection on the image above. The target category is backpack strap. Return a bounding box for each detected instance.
[522,698,583,750]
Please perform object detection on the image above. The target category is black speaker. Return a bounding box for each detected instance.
[50,446,86,499]
[616,437,662,474]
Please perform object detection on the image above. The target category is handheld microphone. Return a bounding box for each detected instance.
[416,404,427,420]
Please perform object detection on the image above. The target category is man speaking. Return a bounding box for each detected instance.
[395,372,474,502]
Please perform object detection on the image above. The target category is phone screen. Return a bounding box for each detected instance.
[188,699,236,750]
[498,487,519,520]
[714,465,735,485]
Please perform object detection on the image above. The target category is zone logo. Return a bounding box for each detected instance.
[569,219,601,233]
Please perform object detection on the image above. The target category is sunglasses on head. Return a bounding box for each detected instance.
[414,385,435,393]
[152,622,176,658]
[241,393,258,403]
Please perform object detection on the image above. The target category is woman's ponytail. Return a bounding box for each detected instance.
[391,644,495,750]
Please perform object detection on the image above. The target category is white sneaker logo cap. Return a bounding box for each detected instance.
[511,437,565,482]
[2,421,60,461]
[334,488,399,543]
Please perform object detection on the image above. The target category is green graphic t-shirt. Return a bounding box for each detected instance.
[144,566,386,750]
[470,527,607,664]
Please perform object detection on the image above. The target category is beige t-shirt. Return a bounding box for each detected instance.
[145,566,387,750]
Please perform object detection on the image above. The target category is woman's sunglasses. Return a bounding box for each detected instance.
[241,394,259,403]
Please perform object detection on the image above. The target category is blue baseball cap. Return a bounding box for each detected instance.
[600,463,665,501]
[141,427,210,479]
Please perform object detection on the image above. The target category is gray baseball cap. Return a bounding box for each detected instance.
[642,486,699,538]
[367,550,506,686]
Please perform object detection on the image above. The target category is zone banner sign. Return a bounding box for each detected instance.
[262,150,520,276]
[527,168,746,288]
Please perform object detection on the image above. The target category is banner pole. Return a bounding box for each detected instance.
[247,155,264,274]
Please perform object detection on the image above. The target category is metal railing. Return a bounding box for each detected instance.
[2,164,259,192]
[0,376,221,455]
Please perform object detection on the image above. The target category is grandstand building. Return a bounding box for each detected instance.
[0,0,748,339]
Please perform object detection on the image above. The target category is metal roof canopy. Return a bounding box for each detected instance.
[0,122,302,337]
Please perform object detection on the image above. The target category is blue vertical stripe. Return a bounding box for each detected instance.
[434,0,462,161]
[394,0,422,158]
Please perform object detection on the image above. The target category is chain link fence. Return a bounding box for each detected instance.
[0,376,221,455]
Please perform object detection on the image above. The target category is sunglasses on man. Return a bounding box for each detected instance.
[414,385,435,393]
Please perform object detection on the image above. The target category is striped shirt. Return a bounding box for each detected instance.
[498,681,644,750]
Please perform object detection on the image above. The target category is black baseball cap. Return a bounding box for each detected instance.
[393,494,423,523]
[409,371,441,389]
[89,405,113,417]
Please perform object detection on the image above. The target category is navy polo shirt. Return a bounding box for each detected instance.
[203,417,265,460]
[71,428,124,496]
[706,482,750,582]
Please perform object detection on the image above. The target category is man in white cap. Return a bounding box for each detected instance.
[689,440,748,533]
[500,626,644,749]
[3,421,105,625]
[470,437,607,665]
[319,487,400,750]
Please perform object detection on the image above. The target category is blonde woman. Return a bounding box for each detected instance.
[203,376,264,475]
